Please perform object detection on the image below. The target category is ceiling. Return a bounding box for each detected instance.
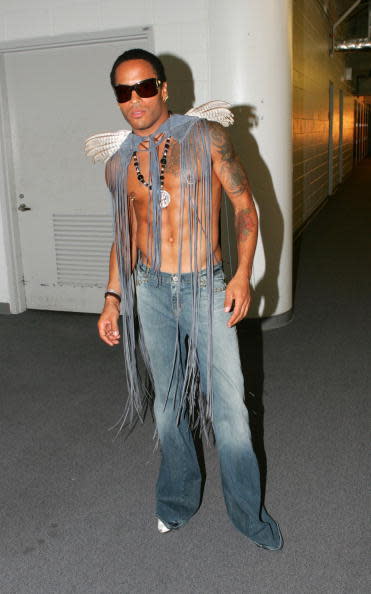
[324,0,371,96]
[322,0,369,24]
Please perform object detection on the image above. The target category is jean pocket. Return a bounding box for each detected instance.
[135,273,148,287]
[213,272,226,293]
[214,283,226,293]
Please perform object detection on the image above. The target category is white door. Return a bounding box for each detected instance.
[5,36,150,313]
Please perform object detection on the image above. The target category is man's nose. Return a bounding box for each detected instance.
[130,90,142,103]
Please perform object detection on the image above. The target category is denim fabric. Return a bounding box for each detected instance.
[135,262,282,548]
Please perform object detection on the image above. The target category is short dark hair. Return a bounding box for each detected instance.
[110,48,167,87]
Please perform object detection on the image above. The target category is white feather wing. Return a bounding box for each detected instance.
[186,100,234,127]
[84,101,234,163]
[84,129,130,163]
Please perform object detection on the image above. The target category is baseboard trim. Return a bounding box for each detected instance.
[260,309,294,330]
[0,302,11,314]
[294,198,329,242]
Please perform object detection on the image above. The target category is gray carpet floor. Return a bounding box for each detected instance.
[1,159,370,594]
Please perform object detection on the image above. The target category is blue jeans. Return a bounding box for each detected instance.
[135,261,282,549]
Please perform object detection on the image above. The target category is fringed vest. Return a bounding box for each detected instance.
[105,114,217,437]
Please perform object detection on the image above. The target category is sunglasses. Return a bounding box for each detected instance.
[113,78,162,103]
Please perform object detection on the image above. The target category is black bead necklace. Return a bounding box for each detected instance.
[132,136,172,208]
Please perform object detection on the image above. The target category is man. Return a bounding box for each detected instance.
[96,48,282,550]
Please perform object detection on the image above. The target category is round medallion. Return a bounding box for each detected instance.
[160,189,171,209]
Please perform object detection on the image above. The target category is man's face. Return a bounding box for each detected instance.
[113,59,168,136]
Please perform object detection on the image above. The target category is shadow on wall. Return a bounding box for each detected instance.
[160,53,284,320]
[228,105,284,319]
[158,53,195,115]
[229,106,283,498]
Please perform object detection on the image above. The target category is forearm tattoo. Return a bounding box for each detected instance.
[209,123,249,197]
[235,208,256,242]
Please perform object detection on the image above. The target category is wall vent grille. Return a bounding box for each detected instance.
[53,214,112,287]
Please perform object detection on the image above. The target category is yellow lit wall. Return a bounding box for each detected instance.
[293,0,355,233]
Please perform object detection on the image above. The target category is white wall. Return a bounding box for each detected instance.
[0,136,9,301]
[0,0,210,308]
[210,0,293,321]
[0,0,295,324]
[0,0,209,98]
[0,0,295,322]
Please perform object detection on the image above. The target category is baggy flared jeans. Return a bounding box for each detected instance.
[135,261,282,549]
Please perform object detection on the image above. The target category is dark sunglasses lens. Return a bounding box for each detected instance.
[115,86,132,103]
[114,79,159,103]
[136,79,159,98]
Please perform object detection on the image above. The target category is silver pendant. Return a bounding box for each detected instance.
[160,189,171,208]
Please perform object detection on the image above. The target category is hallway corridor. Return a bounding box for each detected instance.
[1,159,370,594]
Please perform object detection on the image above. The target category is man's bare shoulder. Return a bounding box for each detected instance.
[206,120,235,163]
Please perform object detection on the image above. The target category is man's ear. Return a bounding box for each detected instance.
[161,81,168,102]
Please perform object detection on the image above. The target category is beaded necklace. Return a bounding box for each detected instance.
[132,136,171,208]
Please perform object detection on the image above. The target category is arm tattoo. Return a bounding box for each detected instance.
[235,208,256,242]
[221,159,249,196]
[209,122,250,196]
[209,122,235,162]
[209,122,236,163]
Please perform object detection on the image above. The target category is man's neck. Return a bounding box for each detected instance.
[131,111,170,138]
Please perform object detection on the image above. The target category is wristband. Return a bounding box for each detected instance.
[106,288,121,300]
[104,290,121,303]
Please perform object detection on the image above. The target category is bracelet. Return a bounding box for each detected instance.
[107,287,121,298]
[106,288,121,300]
[104,290,121,303]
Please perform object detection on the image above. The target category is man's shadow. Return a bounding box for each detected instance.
[159,54,284,501]
[158,53,195,114]
[227,106,284,499]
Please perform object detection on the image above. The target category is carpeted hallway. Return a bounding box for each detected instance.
[1,159,370,594]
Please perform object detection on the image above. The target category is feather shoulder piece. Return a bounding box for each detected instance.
[185,100,234,127]
[84,100,234,163]
[84,129,130,164]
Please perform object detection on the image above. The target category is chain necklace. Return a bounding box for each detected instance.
[132,136,171,208]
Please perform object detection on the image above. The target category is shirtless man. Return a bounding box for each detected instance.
[97,49,282,550]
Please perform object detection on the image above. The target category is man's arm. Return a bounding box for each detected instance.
[97,242,121,346]
[209,122,258,327]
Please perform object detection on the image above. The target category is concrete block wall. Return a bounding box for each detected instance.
[293,0,354,232]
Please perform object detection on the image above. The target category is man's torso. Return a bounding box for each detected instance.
[127,133,222,273]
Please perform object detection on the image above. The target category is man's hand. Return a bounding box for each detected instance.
[97,300,121,346]
[224,273,251,327]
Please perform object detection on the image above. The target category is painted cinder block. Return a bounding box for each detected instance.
[99,0,153,30]
[152,0,208,24]
[3,6,51,40]
[292,0,354,232]
[52,1,101,35]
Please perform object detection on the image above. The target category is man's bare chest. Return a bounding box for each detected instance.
[127,139,180,196]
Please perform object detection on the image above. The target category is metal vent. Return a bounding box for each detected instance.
[53,214,113,287]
